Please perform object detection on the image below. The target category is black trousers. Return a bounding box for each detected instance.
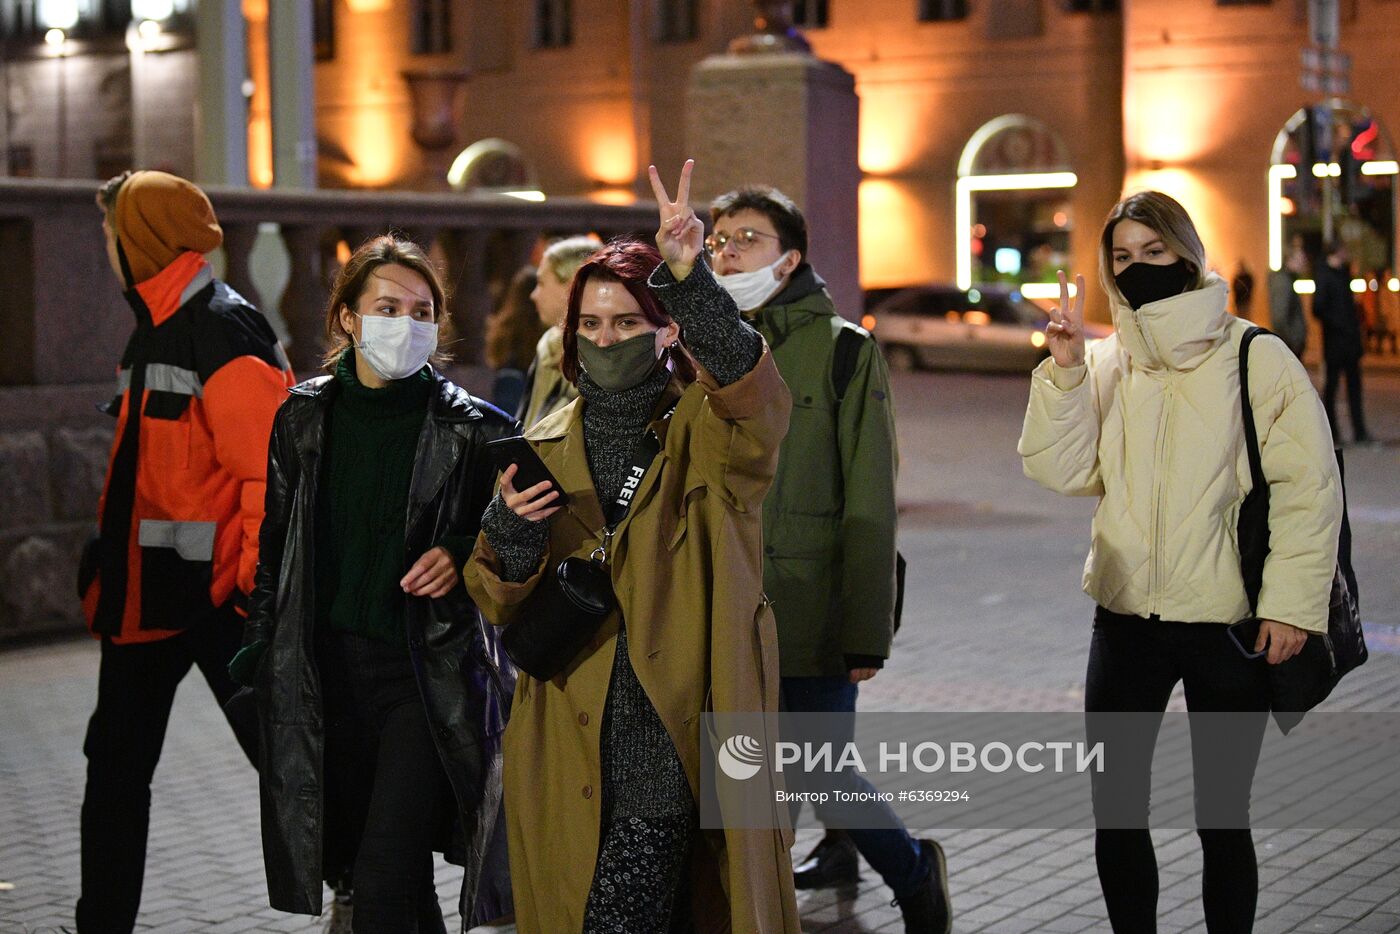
[1086,609,1270,934]
[76,605,257,934]
[1323,356,1369,442]
[318,629,453,934]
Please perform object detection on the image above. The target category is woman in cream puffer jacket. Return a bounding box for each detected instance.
[1018,191,1341,934]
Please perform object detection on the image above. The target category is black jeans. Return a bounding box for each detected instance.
[1086,609,1270,934]
[318,629,452,934]
[76,604,257,934]
[1323,356,1369,442]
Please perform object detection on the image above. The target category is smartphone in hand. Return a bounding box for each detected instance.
[1227,619,1266,659]
[484,436,570,507]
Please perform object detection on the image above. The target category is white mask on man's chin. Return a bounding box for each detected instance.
[715,252,794,312]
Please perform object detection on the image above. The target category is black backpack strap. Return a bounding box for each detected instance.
[832,323,867,403]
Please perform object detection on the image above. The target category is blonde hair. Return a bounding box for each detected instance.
[541,234,604,284]
[1098,191,1208,300]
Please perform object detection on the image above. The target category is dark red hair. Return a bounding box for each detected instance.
[561,237,698,384]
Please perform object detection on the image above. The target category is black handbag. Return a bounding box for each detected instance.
[1237,327,1367,731]
[501,554,614,681]
[500,400,676,681]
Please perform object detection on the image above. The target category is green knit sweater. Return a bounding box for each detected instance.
[315,352,433,644]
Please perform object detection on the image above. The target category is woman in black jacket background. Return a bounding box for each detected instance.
[232,235,516,930]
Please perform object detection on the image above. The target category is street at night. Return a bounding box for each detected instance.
[5,367,1399,933]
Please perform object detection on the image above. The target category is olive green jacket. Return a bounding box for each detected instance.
[749,268,900,677]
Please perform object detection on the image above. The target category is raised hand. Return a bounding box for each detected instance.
[648,160,704,281]
[1045,269,1087,369]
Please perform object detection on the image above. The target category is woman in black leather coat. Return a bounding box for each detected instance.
[232,235,516,930]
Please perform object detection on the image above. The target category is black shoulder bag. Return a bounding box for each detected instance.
[1237,326,1367,730]
[501,403,676,681]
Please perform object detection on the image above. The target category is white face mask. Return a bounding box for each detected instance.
[715,252,794,312]
[355,314,437,380]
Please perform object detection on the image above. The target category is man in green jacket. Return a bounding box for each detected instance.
[708,186,950,934]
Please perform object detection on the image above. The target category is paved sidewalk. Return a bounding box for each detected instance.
[4,370,1399,933]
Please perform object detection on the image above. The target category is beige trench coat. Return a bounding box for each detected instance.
[464,349,800,934]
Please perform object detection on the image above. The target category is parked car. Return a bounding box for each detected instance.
[864,283,1111,372]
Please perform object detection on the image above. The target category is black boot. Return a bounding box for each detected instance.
[792,830,860,890]
[891,839,951,934]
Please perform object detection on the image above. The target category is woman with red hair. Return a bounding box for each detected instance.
[465,162,800,933]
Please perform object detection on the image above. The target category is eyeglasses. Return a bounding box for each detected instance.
[704,227,780,256]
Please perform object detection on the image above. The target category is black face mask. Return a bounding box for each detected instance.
[1114,259,1194,310]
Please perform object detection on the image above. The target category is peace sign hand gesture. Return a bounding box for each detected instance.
[649,160,704,282]
[1045,269,1087,369]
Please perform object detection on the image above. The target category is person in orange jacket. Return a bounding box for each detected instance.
[75,170,294,933]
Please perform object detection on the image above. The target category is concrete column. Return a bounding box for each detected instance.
[269,0,316,189]
[195,0,249,186]
[686,52,862,319]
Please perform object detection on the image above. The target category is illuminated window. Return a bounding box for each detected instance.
[956,115,1077,291]
[535,0,572,48]
[412,0,451,54]
[1268,103,1396,276]
[918,0,968,21]
[655,0,697,42]
[794,0,829,28]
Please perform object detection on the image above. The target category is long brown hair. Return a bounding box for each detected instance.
[323,234,453,371]
[1098,191,1209,300]
[485,264,546,370]
[560,238,698,385]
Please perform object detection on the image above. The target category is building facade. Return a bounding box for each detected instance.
[2,0,1397,327]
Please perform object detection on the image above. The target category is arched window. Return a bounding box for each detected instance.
[1269,102,1396,281]
[956,115,1077,296]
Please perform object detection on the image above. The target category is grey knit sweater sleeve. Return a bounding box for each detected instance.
[480,493,550,583]
[647,259,763,387]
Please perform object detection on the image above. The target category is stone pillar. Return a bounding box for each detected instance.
[685,51,861,319]
[269,0,316,189]
[195,0,249,186]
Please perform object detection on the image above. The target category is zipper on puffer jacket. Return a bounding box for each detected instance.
[1149,380,1176,616]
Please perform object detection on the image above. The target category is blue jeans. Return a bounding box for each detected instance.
[779,676,927,898]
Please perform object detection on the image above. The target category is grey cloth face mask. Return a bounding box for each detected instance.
[576,332,661,392]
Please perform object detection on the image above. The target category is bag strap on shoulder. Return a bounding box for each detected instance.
[602,397,680,532]
[832,323,867,404]
[1239,326,1269,493]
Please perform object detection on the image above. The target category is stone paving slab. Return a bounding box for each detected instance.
[3,371,1399,933]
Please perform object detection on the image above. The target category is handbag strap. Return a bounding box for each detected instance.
[1239,326,1269,495]
[601,397,681,534]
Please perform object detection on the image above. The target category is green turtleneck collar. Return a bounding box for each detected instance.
[334,349,432,417]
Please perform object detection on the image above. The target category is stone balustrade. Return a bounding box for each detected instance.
[0,178,653,641]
